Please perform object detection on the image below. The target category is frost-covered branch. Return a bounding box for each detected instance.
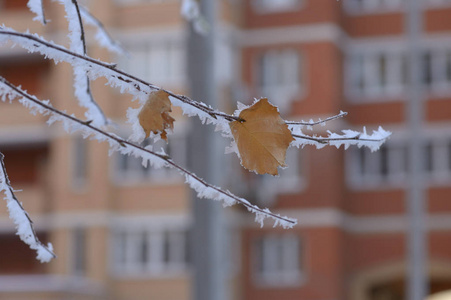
[78,5,126,55]
[58,0,109,127]
[286,111,348,127]
[0,28,241,125]
[27,0,47,25]
[0,153,55,262]
[291,127,391,151]
[0,76,297,229]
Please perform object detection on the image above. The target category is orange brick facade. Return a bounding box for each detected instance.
[0,1,451,300]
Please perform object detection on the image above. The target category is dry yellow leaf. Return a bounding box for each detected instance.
[229,98,294,175]
[138,90,175,141]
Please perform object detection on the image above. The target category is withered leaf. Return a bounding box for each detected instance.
[229,98,294,176]
[138,90,175,141]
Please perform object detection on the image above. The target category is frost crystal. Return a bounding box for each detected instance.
[27,0,46,24]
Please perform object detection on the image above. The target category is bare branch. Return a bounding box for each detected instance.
[0,76,297,229]
[0,152,56,262]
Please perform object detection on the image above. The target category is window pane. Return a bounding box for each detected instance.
[72,136,87,188]
[358,148,367,176]
[424,142,434,173]
[446,51,451,83]
[356,54,366,92]
[138,231,148,264]
[422,52,433,86]
[282,235,300,273]
[448,141,451,172]
[73,228,86,276]
[254,234,303,286]
[380,146,389,178]
[378,54,387,88]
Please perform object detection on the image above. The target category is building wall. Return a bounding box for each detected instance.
[0,0,451,300]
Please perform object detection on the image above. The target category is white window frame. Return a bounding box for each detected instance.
[343,0,404,15]
[346,38,451,102]
[111,214,190,278]
[346,45,406,101]
[346,138,408,190]
[118,36,185,87]
[252,0,304,14]
[253,234,304,287]
[346,127,451,190]
[427,0,451,8]
[256,48,303,114]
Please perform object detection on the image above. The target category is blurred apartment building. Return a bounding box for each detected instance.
[1,0,451,299]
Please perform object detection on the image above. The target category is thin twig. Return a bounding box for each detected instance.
[0,152,56,260]
[0,76,296,227]
[70,0,87,54]
[40,0,47,25]
[78,5,125,55]
[292,133,386,144]
[67,0,108,126]
[286,111,348,126]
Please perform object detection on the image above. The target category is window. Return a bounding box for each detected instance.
[72,228,87,276]
[72,136,88,189]
[112,222,189,276]
[422,140,451,182]
[347,135,451,188]
[115,134,186,184]
[343,0,403,14]
[252,0,303,14]
[348,143,408,188]
[120,40,185,86]
[346,44,451,100]
[422,51,434,87]
[425,48,451,93]
[253,234,303,287]
[428,0,451,7]
[346,49,406,99]
[257,49,302,114]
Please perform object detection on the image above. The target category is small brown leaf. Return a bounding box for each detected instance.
[138,90,175,141]
[229,98,294,175]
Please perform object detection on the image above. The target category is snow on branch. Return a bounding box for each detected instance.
[286,111,348,128]
[27,0,47,25]
[0,153,55,263]
[0,27,239,127]
[0,76,297,229]
[58,0,109,127]
[291,126,391,151]
[78,5,126,55]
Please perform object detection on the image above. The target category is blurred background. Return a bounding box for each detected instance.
[1,0,451,299]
